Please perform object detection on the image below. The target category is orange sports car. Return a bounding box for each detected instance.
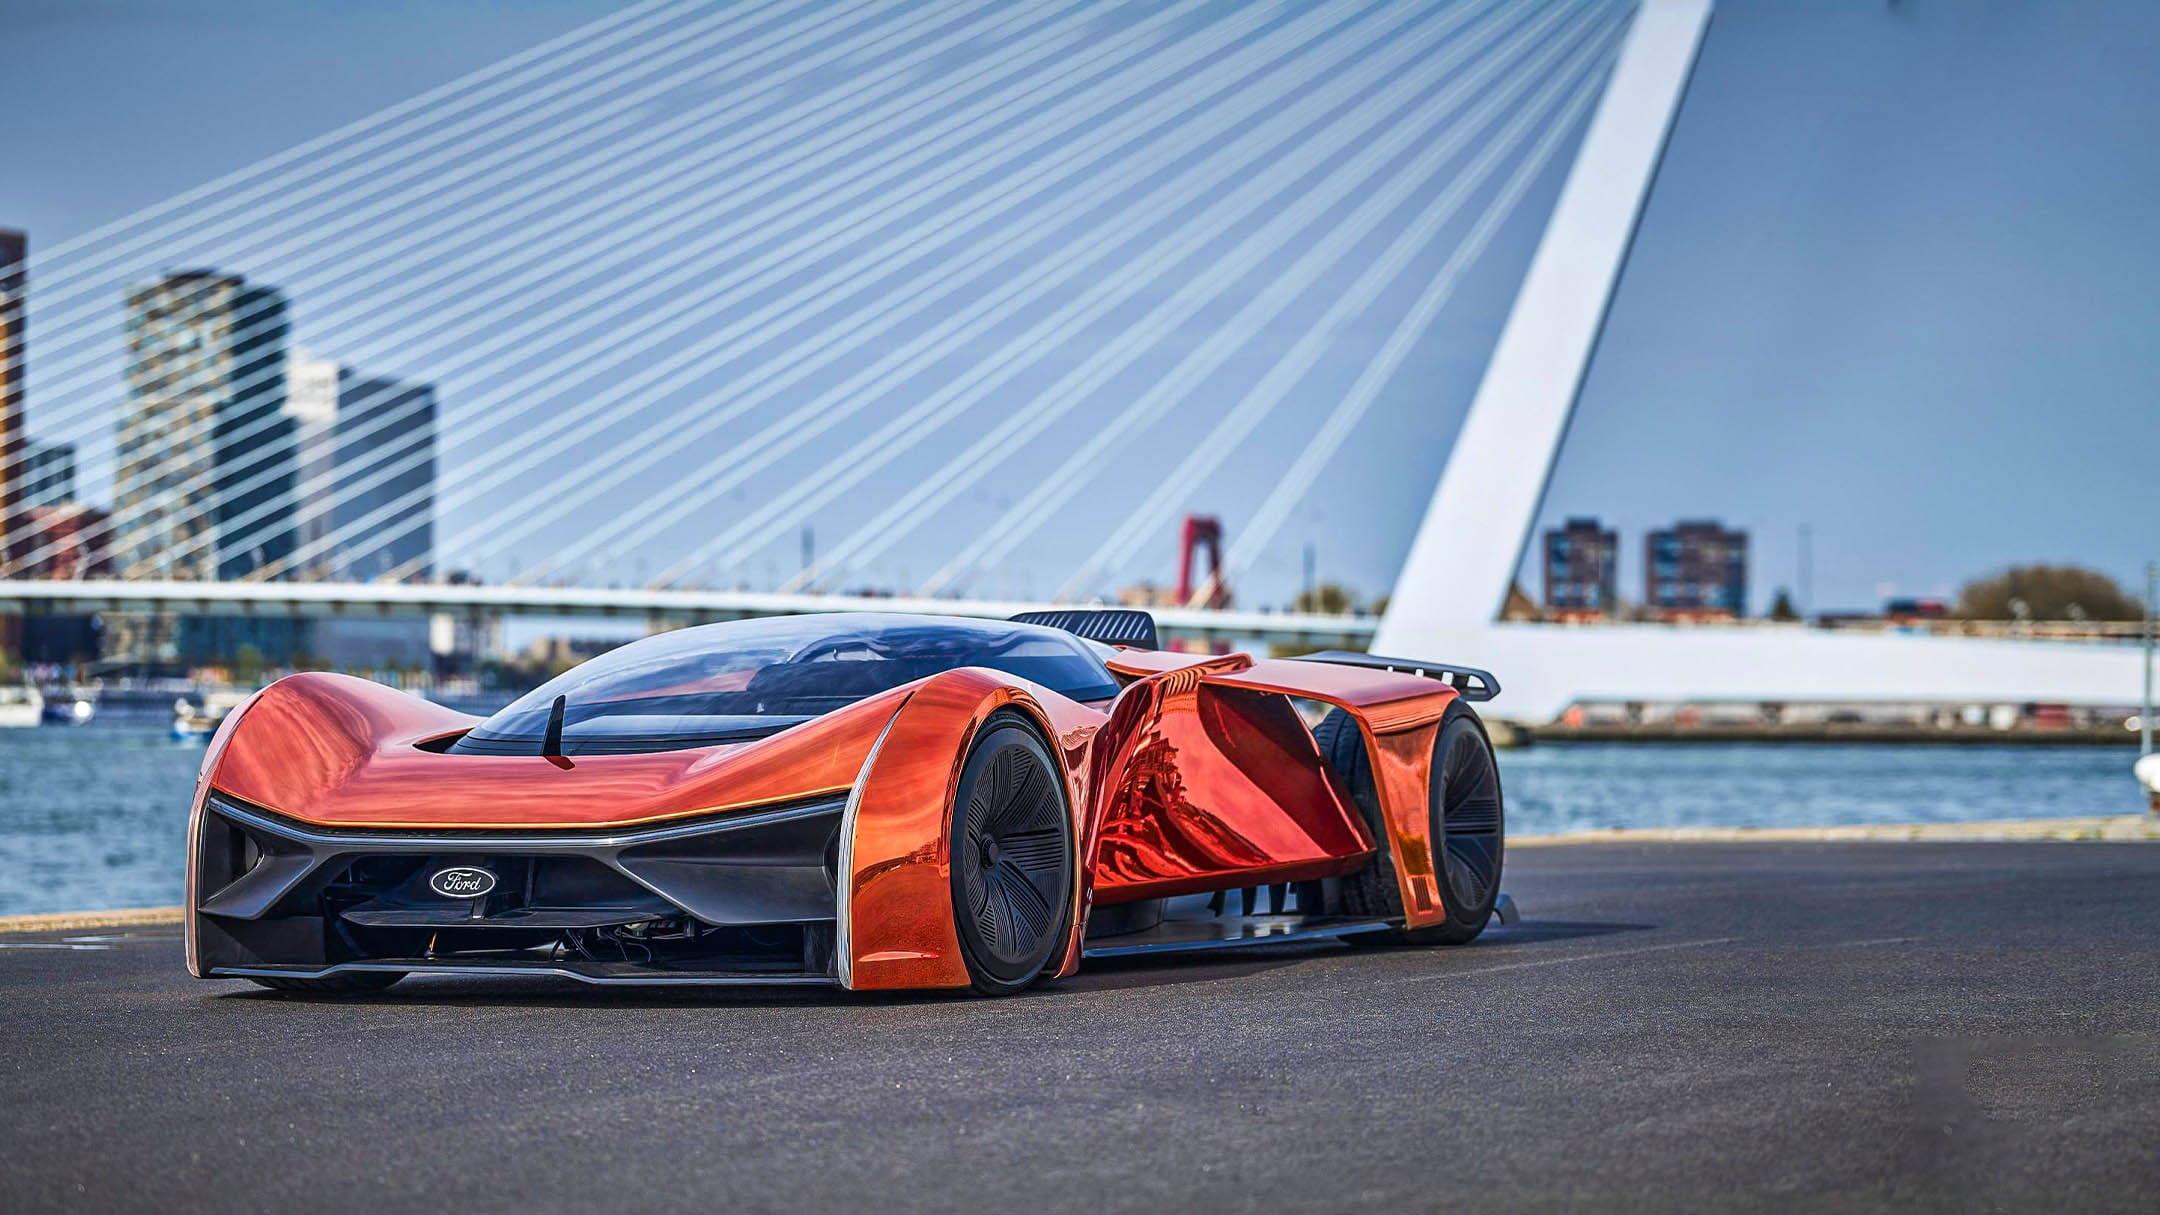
[186,610,1509,996]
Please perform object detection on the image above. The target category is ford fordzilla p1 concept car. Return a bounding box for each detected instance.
[186,611,1508,996]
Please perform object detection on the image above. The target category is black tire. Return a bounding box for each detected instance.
[948,711,1075,996]
[1316,700,1504,946]
[1314,708,1405,925]
[245,970,405,995]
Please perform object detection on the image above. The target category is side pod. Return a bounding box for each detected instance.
[1107,651,1466,931]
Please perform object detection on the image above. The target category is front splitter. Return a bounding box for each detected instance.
[212,963,839,988]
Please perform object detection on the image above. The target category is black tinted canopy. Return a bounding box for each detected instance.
[450,613,1117,756]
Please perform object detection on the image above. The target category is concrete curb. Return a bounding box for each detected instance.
[1512,815,2160,846]
[0,906,183,934]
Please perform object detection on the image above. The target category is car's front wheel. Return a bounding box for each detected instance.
[947,711,1075,996]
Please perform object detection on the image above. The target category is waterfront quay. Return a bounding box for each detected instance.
[2,839,2154,1213]
[1534,720,2140,745]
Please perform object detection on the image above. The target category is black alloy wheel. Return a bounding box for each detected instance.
[1430,703,1505,939]
[949,712,1075,995]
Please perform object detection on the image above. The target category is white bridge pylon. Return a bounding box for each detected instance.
[1374,0,2149,721]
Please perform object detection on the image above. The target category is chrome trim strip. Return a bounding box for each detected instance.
[212,964,837,988]
[186,691,265,978]
[183,790,206,977]
[834,706,904,991]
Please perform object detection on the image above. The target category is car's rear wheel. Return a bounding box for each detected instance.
[948,711,1075,996]
[245,971,405,995]
[1317,700,1504,946]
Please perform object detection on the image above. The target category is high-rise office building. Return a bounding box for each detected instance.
[1,230,26,570]
[284,350,341,571]
[1645,519,1748,619]
[276,353,435,583]
[331,369,434,582]
[287,360,437,669]
[112,272,297,581]
[1542,517,1618,618]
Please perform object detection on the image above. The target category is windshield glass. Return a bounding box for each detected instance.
[448,613,1118,756]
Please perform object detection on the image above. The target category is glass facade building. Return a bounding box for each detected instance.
[1645,520,1748,618]
[1542,517,1619,616]
[330,370,434,581]
[112,272,297,582]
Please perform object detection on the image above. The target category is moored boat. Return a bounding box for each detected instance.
[173,689,250,741]
[0,685,45,729]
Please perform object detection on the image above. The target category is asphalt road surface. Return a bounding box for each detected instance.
[3,841,2156,1213]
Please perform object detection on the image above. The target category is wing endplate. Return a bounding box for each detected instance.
[1291,650,1500,701]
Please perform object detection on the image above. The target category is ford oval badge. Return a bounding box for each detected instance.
[428,866,497,899]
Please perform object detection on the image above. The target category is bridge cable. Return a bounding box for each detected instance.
[21,0,962,427]
[947,6,1628,601]
[198,0,1242,582]
[796,3,1610,593]
[1220,16,1627,594]
[520,2,1524,587]
[26,0,696,269]
[22,0,761,345]
[69,0,1055,579]
[8,1,1105,575]
[12,0,935,542]
[528,0,1497,587]
[414,3,1440,583]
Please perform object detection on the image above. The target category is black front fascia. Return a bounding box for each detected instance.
[194,793,844,979]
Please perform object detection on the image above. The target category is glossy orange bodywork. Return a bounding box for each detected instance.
[1085,667,1371,904]
[195,640,1466,988]
[208,671,901,830]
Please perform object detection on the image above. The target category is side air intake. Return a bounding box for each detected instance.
[1011,609,1158,651]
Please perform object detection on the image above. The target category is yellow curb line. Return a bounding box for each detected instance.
[1512,816,2160,846]
[0,906,183,934]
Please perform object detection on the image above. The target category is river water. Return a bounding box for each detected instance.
[0,726,2142,916]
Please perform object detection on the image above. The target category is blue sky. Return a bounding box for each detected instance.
[3,0,2154,613]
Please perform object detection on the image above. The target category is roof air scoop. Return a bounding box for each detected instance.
[1010,609,1158,651]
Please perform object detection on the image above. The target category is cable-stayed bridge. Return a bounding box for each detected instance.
[1,0,2147,721]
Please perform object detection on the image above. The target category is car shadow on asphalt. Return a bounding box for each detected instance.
[213,955,1317,1010]
[1057,919,1653,989]
[210,920,1658,1009]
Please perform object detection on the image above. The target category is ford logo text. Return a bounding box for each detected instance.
[428,866,497,899]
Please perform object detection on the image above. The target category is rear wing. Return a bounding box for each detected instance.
[1290,651,1500,702]
[1009,609,1159,651]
